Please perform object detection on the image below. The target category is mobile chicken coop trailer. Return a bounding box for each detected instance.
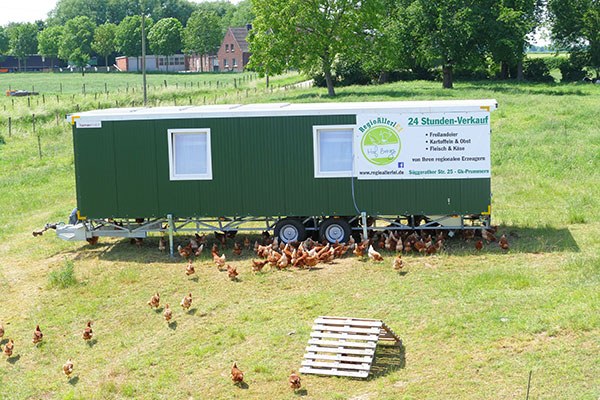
[58,99,497,253]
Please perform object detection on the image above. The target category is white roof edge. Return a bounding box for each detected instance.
[70,99,498,123]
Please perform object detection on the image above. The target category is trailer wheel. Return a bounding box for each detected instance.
[319,218,351,244]
[274,218,306,243]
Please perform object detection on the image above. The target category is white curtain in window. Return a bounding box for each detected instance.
[319,129,353,172]
[174,133,207,175]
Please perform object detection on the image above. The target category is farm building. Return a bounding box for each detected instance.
[115,54,189,72]
[217,25,252,72]
[62,100,496,249]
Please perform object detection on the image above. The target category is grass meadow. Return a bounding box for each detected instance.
[0,73,599,399]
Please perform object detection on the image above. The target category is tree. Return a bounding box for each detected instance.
[116,15,154,72]
[0,27,9,56]
[9,23,39,71]
[486,0,543,80]
[227,0,254,27]
[92,23,117,69]
[148,17,183,72]
[59,16,96,76]
[38,26,63,68]
[183,10,221,72]
[549,0,600,79]
[249,0,381,97]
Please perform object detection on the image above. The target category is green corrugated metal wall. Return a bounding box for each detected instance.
[73,115,490,219]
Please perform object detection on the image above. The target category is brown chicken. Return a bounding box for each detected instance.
[178,244,193,258]
[481,229,497,243]
[393,254,403,270]
[158,237,167,252]
[244,237,251,250]
[227,265,239,280]
[86,236,99,245]
[233,242,243,256]
[462,229,475,240]
[163,304,172,322]
[215,231,227,248]
[185,260,195,276]
[251,259,268,272]
[181,293,192,310]
[368,245,384,261]
[63,358,74,378]
[231,362,244,384]
[83,321,93,341]
[213,252,227,268]
[135,238,143,248]
[0,322,3,339]
[426,245,437,255]
[289,370,301,390]
[277,253,289,269]
[475,240,483,251]
[194,244,204,257]
[414,239,427,254]
[353,241,368,257]
[267,250,282,266]
[32,325,43,344]
[395,238,403,253]
[195,233,207,245]
[499,235,509,250]
[147,292,160,308]
[4,338,14,357]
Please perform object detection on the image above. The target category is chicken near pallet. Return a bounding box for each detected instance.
[289,371,301,390]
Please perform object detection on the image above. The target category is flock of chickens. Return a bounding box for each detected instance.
[2,225,508,390]
[1,320,93,379]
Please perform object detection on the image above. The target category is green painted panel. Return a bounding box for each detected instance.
[73,114,491,219]
[73,124,118,218]
[113,120,159,218]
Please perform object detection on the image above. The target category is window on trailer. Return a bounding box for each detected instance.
[168,129,213,180]
[313,125,354,178]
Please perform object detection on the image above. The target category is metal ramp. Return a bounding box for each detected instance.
[300,316,401,378]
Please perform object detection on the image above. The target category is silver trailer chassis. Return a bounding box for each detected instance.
[55,213,490,256]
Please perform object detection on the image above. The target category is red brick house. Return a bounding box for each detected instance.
[217,25,252,72]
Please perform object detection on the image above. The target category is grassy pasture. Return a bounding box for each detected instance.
[0,75,599,399]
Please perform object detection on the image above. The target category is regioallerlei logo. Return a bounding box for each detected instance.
[359,117,402,166]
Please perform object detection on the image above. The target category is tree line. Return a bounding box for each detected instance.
[248,0,600,95]
[0,0,252,74]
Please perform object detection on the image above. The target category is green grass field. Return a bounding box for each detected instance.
[0,74,599,399]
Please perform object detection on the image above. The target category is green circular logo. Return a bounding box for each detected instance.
[361,125,401,165]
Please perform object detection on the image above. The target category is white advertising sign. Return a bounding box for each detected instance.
[354,112,491,179]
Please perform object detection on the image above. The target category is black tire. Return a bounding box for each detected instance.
[274,218,307,243]
[319,218,352,244]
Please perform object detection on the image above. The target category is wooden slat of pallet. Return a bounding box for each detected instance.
[299,367,368,378]
[301,360,371,371]
[308,339,377,349]
[305,346,375,356]
[310,331,380,341]
[381,322,402,345]
[312,324,381,335]
[315,317,382,328]
[303,353,373,363]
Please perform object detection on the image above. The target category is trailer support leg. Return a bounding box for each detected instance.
[167,213,174,258]
[361,212,368,242]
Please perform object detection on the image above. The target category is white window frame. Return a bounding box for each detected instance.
[167,128,213,181]
[312,125,355,178]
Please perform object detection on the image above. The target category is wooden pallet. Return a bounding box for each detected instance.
[299,316,401,378]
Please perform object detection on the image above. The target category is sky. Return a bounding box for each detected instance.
[0,0,242,26]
